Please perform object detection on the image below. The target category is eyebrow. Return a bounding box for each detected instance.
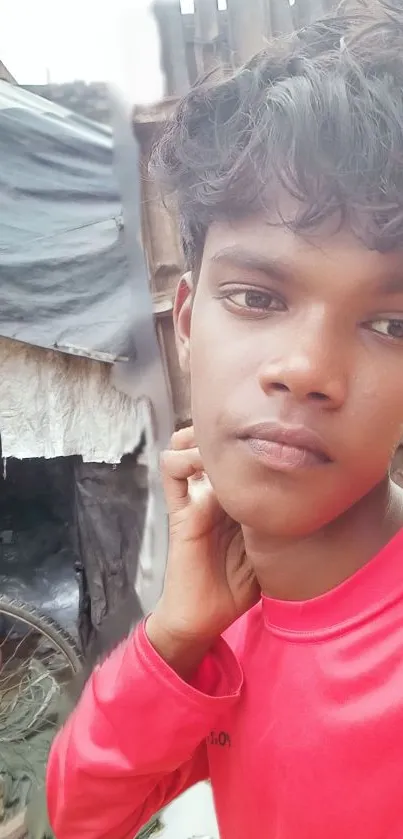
[210,245,403,295]
[210,246,294,283]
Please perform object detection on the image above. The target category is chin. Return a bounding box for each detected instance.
[215,489,311,536]
[211,477,348,539]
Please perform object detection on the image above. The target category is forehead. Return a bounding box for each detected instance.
[201,215,403,294]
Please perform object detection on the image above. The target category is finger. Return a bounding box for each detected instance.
[163,447,203,480]
[188,470,212,502]
[170,426,196,452]
[171,428,205,482]
[161,447,204,512]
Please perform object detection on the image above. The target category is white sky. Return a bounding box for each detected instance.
[0,0,228,86]
[2,0,111,83]
[2,0,295,89]
[0,0,172,88]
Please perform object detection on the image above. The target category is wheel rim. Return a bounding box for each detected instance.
[0,601,80,838]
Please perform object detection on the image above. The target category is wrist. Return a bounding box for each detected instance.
[145,613,215,681]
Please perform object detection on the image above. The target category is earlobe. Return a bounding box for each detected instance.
[173,271,194,373]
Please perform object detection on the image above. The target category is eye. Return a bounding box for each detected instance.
[368,318,403,340]
[225,288,285,313]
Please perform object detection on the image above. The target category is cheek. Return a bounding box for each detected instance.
[189,299,251,401]
[348,381,403,473]
[188,317,235,463]
[189,343,221,441]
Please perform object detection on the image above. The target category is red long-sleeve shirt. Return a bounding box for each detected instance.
[47,528,403,838]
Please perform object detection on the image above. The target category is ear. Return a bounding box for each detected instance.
[174,271,194,373]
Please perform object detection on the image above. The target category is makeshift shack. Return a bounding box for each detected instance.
[0,80,162,649]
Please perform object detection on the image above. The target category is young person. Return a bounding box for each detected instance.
[47,4,403,837]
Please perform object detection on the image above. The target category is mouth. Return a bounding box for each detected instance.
[237,422,332,472]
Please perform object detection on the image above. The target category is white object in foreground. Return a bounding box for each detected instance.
[159,782,219,839]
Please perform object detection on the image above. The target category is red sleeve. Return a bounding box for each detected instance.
[46,621,243,839]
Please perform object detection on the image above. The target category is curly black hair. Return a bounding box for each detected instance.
[150,1,403,269]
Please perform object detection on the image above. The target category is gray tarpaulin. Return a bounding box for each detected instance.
[0,80,136,362]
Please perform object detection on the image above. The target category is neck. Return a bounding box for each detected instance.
[243,477,403,601]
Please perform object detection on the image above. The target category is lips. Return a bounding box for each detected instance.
[238,422,331,472]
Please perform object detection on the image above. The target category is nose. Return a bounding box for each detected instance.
[257,319,348,409]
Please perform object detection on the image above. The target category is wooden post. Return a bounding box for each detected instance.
[194,0,224,76]
[307,0,328,20]
[322,0,339,11]
[133,104,191,426]
[268,0,295,37]
[293,0,330,26]
[227,0,270,65]
[153,1,190,96]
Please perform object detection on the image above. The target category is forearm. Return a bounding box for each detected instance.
[47,621,242,839]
